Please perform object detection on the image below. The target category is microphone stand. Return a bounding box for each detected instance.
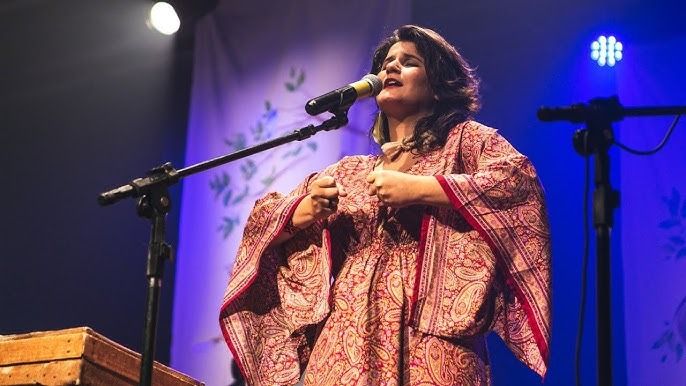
[98,111,349,386]
[537,96,686,386]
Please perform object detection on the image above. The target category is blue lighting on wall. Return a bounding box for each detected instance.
[591,35,623,67]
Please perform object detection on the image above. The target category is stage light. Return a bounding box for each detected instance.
[591,35,623,67]
[149,2,180,35]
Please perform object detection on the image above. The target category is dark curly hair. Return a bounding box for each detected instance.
[370,25,480,152]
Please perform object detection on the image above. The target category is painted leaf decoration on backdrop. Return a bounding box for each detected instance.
[232,185,249,205]
[222,189,233,206]
[666,188,680,216]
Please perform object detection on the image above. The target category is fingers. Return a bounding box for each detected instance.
[308,176,345,218]
[366,171,377,196]
[311,185,341,199]
[315,176,336,188]
[310,196,337,211]
[312,176,346,199]
[365,170,404,207]
[337,183,348,197]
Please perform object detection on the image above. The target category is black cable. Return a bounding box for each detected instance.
[575,133,591,386]
[613,115,681,155]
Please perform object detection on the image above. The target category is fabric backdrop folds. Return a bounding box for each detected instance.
[170,1,409,384]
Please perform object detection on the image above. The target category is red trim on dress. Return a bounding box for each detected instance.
[323,226,333,307]
[411,212,432,323]
[220,318,247,380]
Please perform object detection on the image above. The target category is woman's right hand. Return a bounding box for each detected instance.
[304,176,347,222]
[270,176,347,247]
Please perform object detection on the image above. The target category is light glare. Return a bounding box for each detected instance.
[149,2,180,35]
[591,35,623,67]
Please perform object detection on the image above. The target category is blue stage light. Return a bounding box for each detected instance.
[591,35,623,67]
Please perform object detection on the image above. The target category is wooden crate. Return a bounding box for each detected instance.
[0,327,204,386]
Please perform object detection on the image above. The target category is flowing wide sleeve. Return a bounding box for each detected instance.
[435,125,552,377]
[219,169,336,385]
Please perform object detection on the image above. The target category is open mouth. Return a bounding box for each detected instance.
[383,78,402,88]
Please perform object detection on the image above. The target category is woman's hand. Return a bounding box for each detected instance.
[272,176,347,247]
[366,170,422,207]
[305,176,347,221]
[366,170,452,208]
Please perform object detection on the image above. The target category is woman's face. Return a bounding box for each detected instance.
[376,41,435,121]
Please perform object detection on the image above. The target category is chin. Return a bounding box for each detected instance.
[376,95,402,111]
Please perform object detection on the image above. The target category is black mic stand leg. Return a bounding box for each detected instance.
[573,122,620,386]
[137,187,172,386]
[591,122,619,386]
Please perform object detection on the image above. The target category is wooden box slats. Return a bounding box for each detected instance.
[0,327,203,386]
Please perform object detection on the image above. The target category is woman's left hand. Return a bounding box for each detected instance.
[366,170,426,207]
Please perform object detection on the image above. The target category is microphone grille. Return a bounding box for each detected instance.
[363,74,382,96]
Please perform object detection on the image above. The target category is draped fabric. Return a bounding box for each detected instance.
[220,121,551,385]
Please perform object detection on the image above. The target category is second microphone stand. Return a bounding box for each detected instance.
[539,96,686,386]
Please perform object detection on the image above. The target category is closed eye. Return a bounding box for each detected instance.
[381,53,424,70]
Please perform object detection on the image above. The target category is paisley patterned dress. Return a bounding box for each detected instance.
[220,121,551,386]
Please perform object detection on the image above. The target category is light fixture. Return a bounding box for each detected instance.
[591,35,623,67]
[149,2,180,35]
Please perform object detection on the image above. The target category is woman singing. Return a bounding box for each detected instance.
[220,25,551,386]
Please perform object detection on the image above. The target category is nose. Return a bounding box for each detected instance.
[385,59,401,74]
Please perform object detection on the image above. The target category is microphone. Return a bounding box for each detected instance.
[305,74,382,116]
